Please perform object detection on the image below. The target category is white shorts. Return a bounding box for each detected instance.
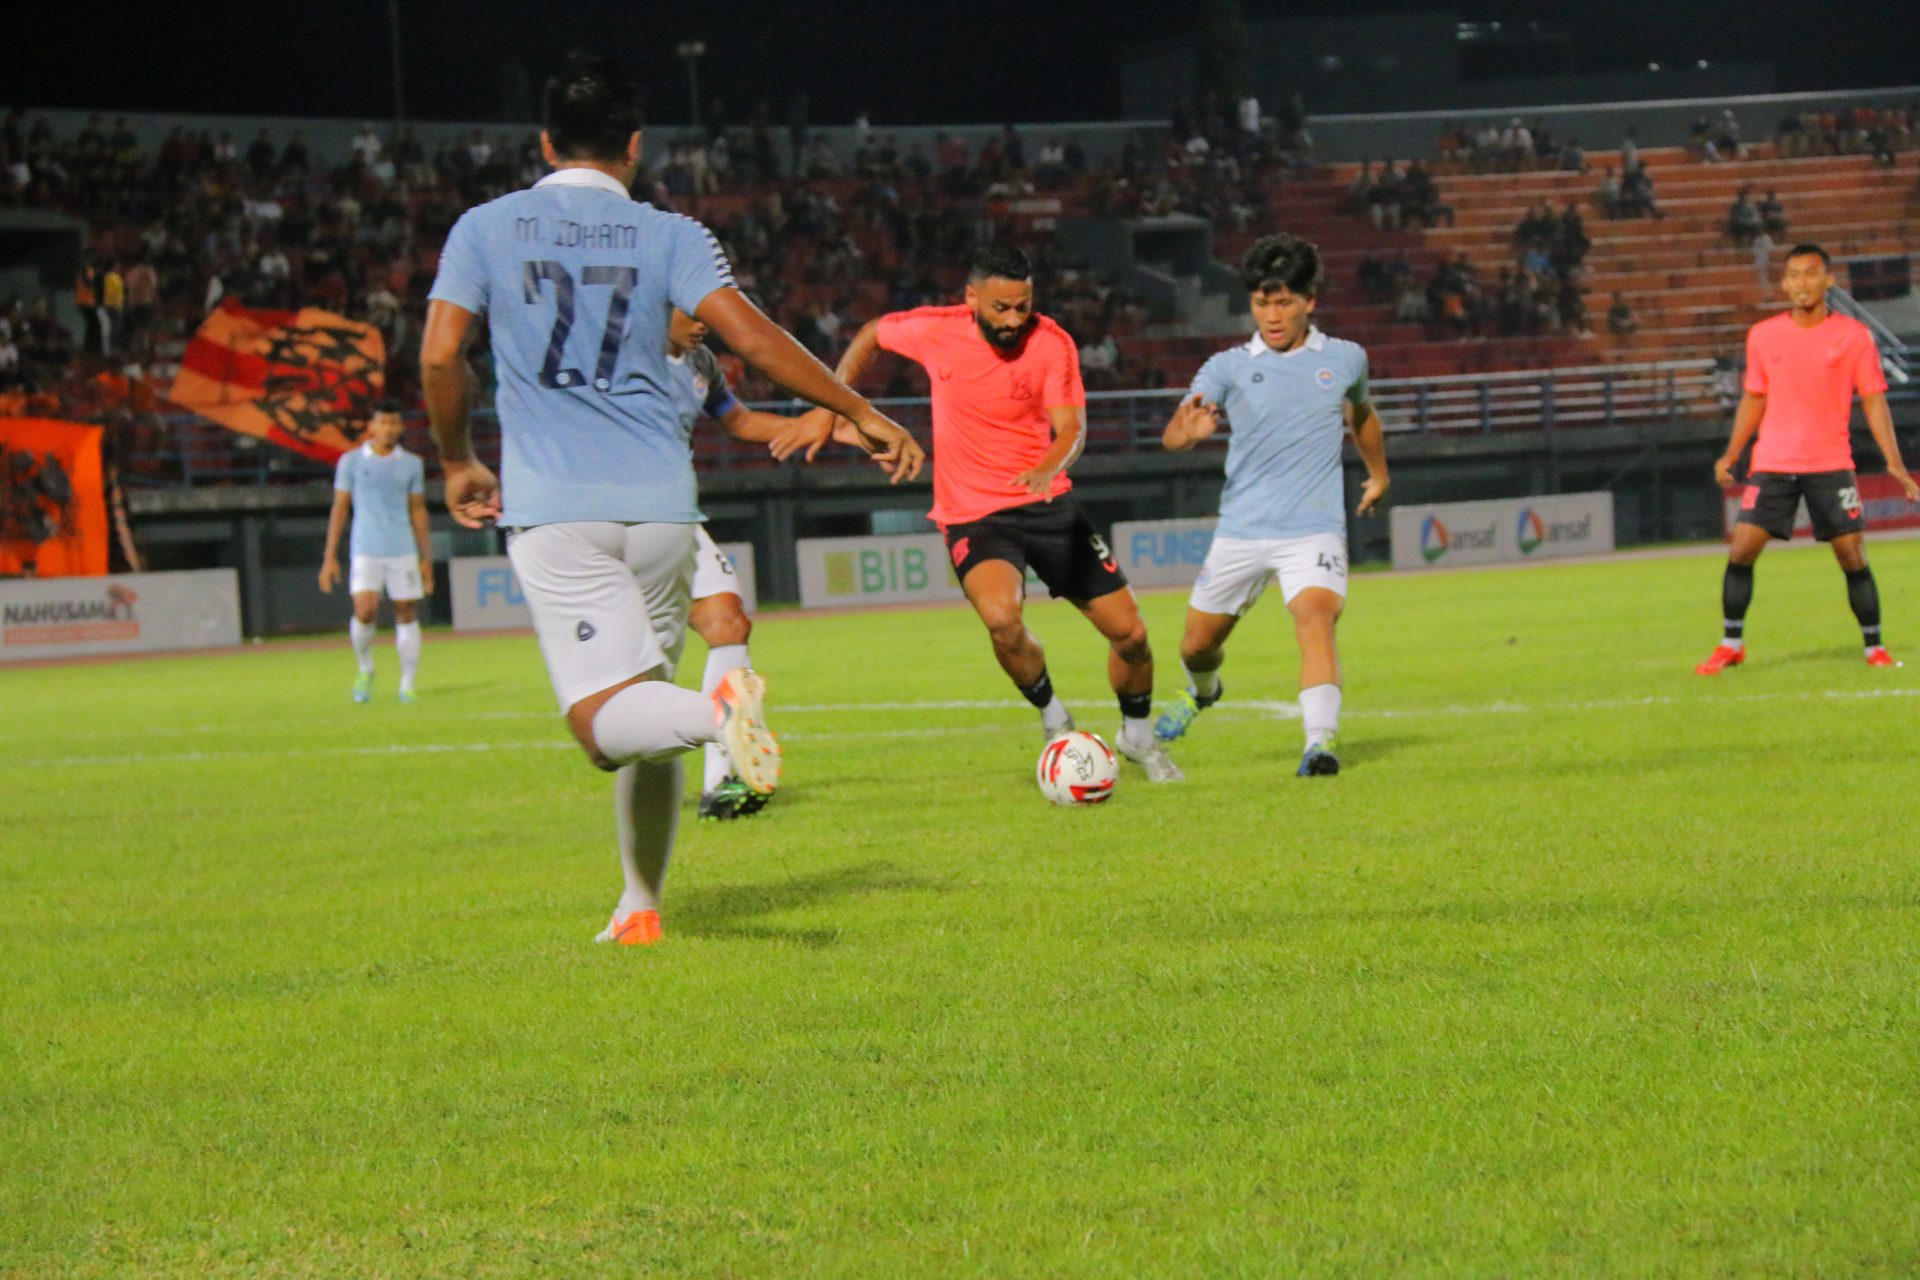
[350,553,422,602]
[690,527,744,602]
[1189,533,1349,617]
[506,521,696,711]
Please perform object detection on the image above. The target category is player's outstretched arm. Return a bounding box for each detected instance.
[833,318,883,387]
[1348,399,1391,514]
[1714,392,1766,489]
[420,300,501,528]
[1861,392,1920,502]
[695,290,923,482]
[1163,394,1221,451]
[319,489,350,591]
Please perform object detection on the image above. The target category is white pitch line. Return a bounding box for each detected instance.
[10,687,1916,770]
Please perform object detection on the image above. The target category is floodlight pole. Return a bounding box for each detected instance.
[388,0,407,122]
[677,41,707,126]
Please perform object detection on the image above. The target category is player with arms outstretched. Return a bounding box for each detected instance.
[817,243,1181,781]
[319,400,433,704]
[1154,234,1389,777]
[420,54,922,945]
[1697,242,1917,674]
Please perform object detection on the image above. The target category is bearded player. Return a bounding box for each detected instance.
[1696,243,1918,675]
[812,243,1181,781]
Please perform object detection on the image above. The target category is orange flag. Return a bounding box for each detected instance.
[169,299,385,461]
[0,418,108,577]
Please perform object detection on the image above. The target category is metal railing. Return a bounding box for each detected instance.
[1828,283,1913,388]
[120,358,1727,489]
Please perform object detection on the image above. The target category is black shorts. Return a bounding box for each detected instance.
[943,498,1129,601]
[1737,470,1865,542]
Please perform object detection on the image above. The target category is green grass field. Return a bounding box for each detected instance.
[5,539,1919,1277]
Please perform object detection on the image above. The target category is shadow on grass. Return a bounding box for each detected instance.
[1341,734,1428,766]
[1765,645,1871,668]
[675,860,946,948]
[413,681,507,698]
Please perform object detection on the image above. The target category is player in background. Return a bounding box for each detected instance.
[664,305,884,819]
[1153,234,1389,777]
[814,243,1182,781]
[420,54,923,946]
[1697,243,1918,675]
[318,400,433,704]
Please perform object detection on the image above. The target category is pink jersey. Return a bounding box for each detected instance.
[1743,311,1887,473]
[876,305,1083,525]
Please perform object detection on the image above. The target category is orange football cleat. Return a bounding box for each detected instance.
[597,909,662,946]
[1695,644,1746,675]
[1865,646,1900,668]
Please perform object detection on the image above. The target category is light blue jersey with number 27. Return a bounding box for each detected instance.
[428,168,736,528]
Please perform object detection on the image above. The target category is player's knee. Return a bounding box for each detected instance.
[393,602,418,624]
[353,604,378,624]
[1180,636,1219,666]
[565,700,620,771]
[1111,619,1151,665]
[980,610,1026,651]
[1291,599,1341,633]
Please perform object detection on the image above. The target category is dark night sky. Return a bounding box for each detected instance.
[11,1,1918,126]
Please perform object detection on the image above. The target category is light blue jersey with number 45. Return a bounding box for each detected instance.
[429,167,736,527]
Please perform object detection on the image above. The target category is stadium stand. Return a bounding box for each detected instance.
[2,101,1914,487]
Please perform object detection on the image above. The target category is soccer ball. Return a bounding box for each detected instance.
[1036,731,1119,806]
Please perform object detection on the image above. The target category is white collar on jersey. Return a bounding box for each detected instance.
[1244,326,1327,358]
[534,167,633,199]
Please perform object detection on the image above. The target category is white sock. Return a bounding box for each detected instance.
[1722,632,1745,652]
[1040,696,1073,737]
[395,621,422,693]
[1183,662,1221,699]
[615,759,680,916]
[591,680,718,766]
[701,644,750,791]
[349,618,375,675]
[1300,683,1341,749]
[1121,715,1154,748]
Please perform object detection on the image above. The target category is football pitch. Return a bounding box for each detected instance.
[5,540,1918,1277]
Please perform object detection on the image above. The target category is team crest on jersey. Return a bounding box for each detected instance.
[1010,372,1035,399]
[1315,367,1336,389]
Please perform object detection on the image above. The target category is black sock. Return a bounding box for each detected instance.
[1846,567,1882,647]
[1117,691,1152,720]
[1017,669,1055,709]
[1722,562,1755,641]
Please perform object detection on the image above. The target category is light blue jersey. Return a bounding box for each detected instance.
[667,343,741,435]
[1191,327,1369,540]
[334,443,424,557]
[429,167,736,527]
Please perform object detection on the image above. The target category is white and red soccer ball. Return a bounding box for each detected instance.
[1036,731,1119,806]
